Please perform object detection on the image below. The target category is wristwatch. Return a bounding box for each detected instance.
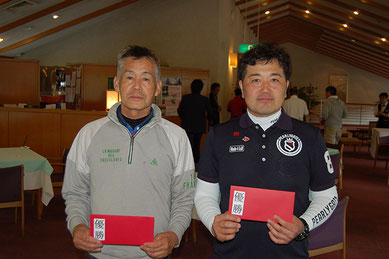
[295,218,310,241]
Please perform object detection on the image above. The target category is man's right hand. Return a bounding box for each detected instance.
[211,212,241,242]
[73,224,103,253]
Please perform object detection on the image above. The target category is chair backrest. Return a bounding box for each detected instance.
[369,121,377,136]
[378,136,389,145]
[0,165,24,204]
[308,196,349,257]
[326,142,342,150]
[330,153,341,179]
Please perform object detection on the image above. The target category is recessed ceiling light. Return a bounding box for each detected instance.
[353,10,359,15]
[305,10,310,14]
[343,24,348,28]
[381,38,387,42]
[351,39,356,42]
[265,10,270,15]
[0,38,4,43]
[52,14,59,19]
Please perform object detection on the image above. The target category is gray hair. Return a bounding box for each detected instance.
[117,45,161,81]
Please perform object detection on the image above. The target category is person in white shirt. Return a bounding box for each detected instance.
[283,87,309,121]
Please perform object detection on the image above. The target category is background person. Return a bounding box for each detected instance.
[209,82,221,127]
[178,79,213,163]
[227,88,247,120]
[321,86,347,144]
[62,45,195,259]
[194,43,338,258]
[374,92,389,128]
[282,87,309,121]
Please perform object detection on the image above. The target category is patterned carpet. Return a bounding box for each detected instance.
[1,145,388,258]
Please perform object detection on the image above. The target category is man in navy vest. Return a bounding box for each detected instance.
[375,92,389,128]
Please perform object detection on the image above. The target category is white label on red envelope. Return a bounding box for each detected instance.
[228,185,295,223]
[231,190,246,216]
[93,218,105,241]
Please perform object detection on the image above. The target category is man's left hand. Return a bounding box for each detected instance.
[140,231,178,258]
[267,215,304,244]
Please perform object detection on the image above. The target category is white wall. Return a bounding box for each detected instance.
[20,0,387,121]
[21,0,255,122]
[282,43,388,104]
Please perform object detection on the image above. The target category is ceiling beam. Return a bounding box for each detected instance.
[0,0,138,54]
[288,10,389,48]
[356,0,389,13]
[326,0,389,24]
[293,0,389,35]
[0,0,83,34]
[238,0,279,13]
[0,0,11,5]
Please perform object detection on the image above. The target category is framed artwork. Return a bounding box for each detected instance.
[329,74,348,102]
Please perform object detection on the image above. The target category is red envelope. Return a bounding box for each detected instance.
[228,185,295,223]
[90,214,154,245]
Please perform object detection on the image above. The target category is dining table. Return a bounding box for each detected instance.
[0,147,54,220]
[370,128,389,158]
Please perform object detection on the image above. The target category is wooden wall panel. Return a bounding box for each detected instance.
[81,64,116,111]
[0,111,8,147]
[8,110,61,157]
[0,58,40,105]
[1,107,106,158]
[61,112,106,149]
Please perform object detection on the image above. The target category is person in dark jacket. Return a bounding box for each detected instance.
[209,83,221,127]
[375,92,389,128]
[178,79,212,163]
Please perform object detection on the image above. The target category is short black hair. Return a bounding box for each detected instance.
[326,86,337,95]
[234,88,242,96]
[211,83,220,92]
[238,42,292,81]
[289,87,298,95]
[191,79,204,94]
[379,92,388,98]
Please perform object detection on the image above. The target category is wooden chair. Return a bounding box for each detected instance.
[48,148,69,194]
[326,143,344,195]
[366,121,377,152]
[308,196,349,258]
[0,165,25,236]
[373,136,389,185]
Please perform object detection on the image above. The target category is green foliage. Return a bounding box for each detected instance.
[297,87,320,109]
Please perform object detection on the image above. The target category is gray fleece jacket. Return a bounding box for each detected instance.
[62,103,195,259]
[322,96,347,128]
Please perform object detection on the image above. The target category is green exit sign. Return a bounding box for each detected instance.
[239,44,257,53]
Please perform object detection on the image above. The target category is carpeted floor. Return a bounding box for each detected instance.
[1,145,388,258]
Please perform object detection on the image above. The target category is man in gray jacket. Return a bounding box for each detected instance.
[62,45,195,259]
[321,86,347,144]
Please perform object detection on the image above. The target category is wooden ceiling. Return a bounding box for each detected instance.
[235,0,389,79]
[0,0,388,79]
[0,0,139,57]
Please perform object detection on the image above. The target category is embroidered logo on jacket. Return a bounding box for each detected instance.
[100,149,122,162]
[150,158,158,166]
[276,134,302,156]
[229,145,245,153]
[242,136,250,142]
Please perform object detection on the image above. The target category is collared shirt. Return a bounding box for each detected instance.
[283,95,309,121]
[198,110,334,258]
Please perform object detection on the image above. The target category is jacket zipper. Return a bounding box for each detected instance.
[128,129,142,164]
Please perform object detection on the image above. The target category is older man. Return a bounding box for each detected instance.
[63,45,195,259]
